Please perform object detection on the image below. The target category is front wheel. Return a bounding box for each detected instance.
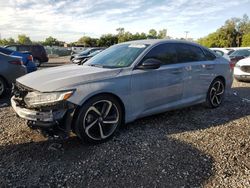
[74,95,122,143]
[206,78,225,108]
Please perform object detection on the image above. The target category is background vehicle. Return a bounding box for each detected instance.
[5,44,48,67]
[0,47,37,73]
[11,40,233,143]
[234,57,250,82]
[72,50,103,64]
[0,53,27,97]
[70,47,104,61]
[210,49,230,60]
[229,49,250,67]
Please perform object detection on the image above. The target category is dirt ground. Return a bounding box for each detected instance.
[0,61,249,187]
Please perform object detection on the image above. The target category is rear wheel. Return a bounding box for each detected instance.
[75,95,122,143]
[206,78,225,108]
[0,78,7,98]
[34,58,41,67]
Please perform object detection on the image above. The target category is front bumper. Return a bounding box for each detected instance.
[11,97,67,122]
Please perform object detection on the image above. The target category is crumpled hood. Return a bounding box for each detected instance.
[17,64,121,92]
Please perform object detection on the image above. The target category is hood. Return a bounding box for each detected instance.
[17,64,122,92]
[237,57,250,66]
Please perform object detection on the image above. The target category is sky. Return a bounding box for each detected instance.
[0,0,250,42]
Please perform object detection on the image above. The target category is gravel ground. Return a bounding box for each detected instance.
[0,64,249,187]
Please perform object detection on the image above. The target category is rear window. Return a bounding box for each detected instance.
[0,47,12,55]
[203,48,216,60]
[175,44,206,63]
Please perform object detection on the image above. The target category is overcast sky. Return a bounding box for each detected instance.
[0,0,250,42]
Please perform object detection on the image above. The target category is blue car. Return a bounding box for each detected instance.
[0,47,37,73]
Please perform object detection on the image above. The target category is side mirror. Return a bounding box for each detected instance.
[136,58,161,70]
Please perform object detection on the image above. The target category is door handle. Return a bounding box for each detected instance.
[205,65,214,69]
[171,68,183,74]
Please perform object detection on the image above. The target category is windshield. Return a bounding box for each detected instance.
[230,49,250,56]
[86,43,148,68]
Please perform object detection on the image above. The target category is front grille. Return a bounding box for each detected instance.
[241,66,250,73]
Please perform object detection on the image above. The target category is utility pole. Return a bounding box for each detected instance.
[185,31,189,40]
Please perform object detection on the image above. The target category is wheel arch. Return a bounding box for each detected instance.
[0,75,9,87]
[214,75,226,86]
[71,92,126,133]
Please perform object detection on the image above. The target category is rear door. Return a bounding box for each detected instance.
[175,44,207,100]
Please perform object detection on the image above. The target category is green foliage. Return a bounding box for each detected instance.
[197,14,250,47]
[148,29,157,39]
[77,36,98,47]
[43,36,60,46]
[0,37,16,46]
[242,33,250,47]
[98,34,118,47]
[18,34,32,45]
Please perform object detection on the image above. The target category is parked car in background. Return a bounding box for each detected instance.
[0,53,27,97]
[210,48,230,60]
[234,57,250,82]
[70,47,105,61]
[0,47,36,73]
[5,44,48,67]
[229,49,250,67]
[11,40,233,143]
[72,50,103,64]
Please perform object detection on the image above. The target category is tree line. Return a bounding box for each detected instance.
[197,14,250,47]
[0,28,168,47]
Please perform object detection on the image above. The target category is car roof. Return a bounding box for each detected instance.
[122,39,203,48]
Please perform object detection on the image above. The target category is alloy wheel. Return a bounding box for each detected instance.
[83,100,119,140]
[209,81,224,107]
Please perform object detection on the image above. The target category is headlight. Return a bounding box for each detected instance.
[235,63,240,68]
[24,90,74,107]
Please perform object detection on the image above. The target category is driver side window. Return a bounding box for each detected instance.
[142,43,178,65]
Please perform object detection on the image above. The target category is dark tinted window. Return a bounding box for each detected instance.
[0,47,13,55]
[175,44,206,63]
[142,43,177,65]
[203,48,216,60]
[19,45,30,51]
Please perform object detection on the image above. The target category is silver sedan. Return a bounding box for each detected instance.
[11,40,233,143]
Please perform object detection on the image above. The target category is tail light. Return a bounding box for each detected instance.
[229,60,235,70]
[9,60,23,65]
[28,55,33,61]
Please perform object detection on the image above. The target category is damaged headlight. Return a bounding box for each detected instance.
[24,90,74,108]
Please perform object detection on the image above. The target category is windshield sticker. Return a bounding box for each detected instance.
[128,44,146,48]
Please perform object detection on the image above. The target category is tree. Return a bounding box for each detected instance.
[242,33,250,47]
[158,29,167,39]
[98,34,118,47]
[18,34,32,44]
[0,37,16,46]
[43,36,59,46]
[148,29,157,39]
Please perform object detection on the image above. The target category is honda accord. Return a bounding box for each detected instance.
[11,40,233,143]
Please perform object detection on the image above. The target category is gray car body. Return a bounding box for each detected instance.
[17,40,233,123]
[0,52,27,86]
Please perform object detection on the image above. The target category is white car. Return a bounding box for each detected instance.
[210,48,231,60]
[234,57,250,81]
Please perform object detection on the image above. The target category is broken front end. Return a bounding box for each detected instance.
[11,82,76,139]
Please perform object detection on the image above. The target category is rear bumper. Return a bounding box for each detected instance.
[234,67,250,81]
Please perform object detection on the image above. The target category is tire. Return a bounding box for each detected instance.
[206,78,225,108]
[0,77,7,98]
[74,95,123,143]
[34,58,41,67]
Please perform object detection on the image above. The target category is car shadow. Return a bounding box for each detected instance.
[0,136,213,187]
[0,86,249,187]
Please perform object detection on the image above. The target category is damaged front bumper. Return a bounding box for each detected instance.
[11,97,67,122]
